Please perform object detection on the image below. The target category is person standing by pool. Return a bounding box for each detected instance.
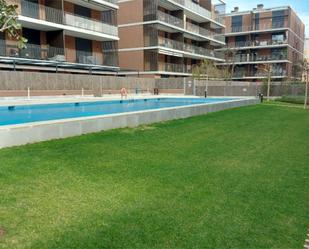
[120,88,128,99]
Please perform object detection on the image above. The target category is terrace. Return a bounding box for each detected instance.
[15,0,118,40]
[225,22,289,35]
[151,10,225,44]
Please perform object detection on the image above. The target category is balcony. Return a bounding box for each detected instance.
[0,41,65,61]
[226,22,288,34]
[17,0,118,39]
[233,71,287,78]
[223,39,288,50]
[64,13,118,36]
[165,0,224,26]
[158,37,183,51]
[0,40,118,68]
[157,11,184,29]
[154,37,224,61]
[75,50,102,65]
[185,22,225,43]
[162,62,185,73]
[153,11,224,44]
[229,53,288,64]
[183,43,224,59]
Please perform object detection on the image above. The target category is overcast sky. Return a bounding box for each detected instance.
[225,0,309,37]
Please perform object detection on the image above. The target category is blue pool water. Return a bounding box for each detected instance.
[0,98,236,126]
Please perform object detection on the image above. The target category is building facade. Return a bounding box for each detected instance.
[117,0,226,78]
[217,4,305,81]
[0,0,119,74]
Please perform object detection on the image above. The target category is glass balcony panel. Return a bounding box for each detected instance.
[17,0,118,37]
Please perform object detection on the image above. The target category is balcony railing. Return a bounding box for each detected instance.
[101,0,118,4]
[0,40,118,67]
[163,62,185,73]
[233,71,287,78]
[64,13,118,36]
[166,0,224,25]
[226,22,288,34]
[0,40,65,61]
[232,53,288,63]
[225,39,288,49]
[155,37,224,60]
[18,0,118,37]
[185,22,224,43]
[157,11,184,28]
[154,11,224,44]
[158,37,183,51]
[75,50,102,65]
[183,43,223,59]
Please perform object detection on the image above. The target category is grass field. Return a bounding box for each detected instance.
[0,104,308,249]
[276,95,309,105]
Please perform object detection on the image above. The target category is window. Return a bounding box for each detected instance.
[271,48,287,60]
[74,5,91,18]
[254,13,260,30]
[272,10,285,29]
[235,36,247,47]
[272,33,286,44]
[232,15,242,32]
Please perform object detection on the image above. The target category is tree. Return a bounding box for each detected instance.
[296,59,309,109]
[0,0,27,47]
[257,64,272,101]
[222,48,237,80]
[192,59,222,80]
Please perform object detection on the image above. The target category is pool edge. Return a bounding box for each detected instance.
[0,98,259,149]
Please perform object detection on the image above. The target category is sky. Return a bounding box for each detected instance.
[225,0,309,37]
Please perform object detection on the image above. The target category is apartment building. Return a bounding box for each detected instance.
[217,4,305,81]
[0,0,119,74]
[117,0,226,78]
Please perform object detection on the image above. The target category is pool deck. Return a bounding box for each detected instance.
[0,94,179,107]
[0,94,245,107]
[0,96,260,149]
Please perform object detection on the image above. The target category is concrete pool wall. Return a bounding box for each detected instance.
[0,98,259,149]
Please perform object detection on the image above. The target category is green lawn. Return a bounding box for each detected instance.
[0,104,308,249]
[275,95,309,105]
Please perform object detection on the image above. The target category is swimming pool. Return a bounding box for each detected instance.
[0,98,235,126]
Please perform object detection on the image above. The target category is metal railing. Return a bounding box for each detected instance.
[0,40,64,61]
[225,39,288,49]
[166,0,224,25]
[227,22,288,33]
[233,53,288,63]
[153,10,224,44]
[157,10,184,28]
[162,62,185,73]
[158,37,183,51]
[0,40,119,66]
[75,50,102,65]
[183,43,218,58]
[155,37,224,60]
[185,22,225,43]
[64,13,118,36]
[18,0,118,37]
[100,0,118,4]
[233,71,287,78]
